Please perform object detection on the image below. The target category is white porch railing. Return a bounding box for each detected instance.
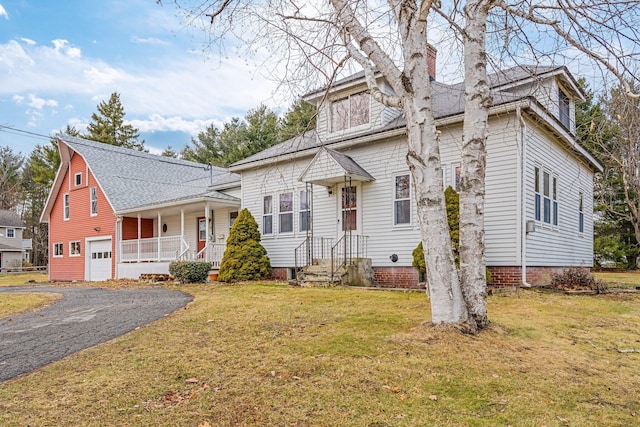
[187,243,226,269]
[121,236,184,262]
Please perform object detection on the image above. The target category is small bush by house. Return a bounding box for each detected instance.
[219,208,271,282]
[169,260,211,284]
[549,267,608,293]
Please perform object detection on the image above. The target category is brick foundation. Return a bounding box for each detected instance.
[488,266,591,287]
[373,267,424,289]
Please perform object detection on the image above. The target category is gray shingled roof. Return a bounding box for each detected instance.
[59,136,240,212]
[0,210,24,228]
[232,67,528,168]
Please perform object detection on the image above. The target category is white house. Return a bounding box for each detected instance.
[229,63,602,287]
[0,210,27,271]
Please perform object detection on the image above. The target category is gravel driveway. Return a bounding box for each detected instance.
[0,285,192,382]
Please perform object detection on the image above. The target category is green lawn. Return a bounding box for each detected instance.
[0,282,638,426]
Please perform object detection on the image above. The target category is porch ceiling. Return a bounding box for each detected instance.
[298,146,374,187]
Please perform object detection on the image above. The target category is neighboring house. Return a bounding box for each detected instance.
[0,210,27,271]
[40,136,241,281]
[230,59,602,287]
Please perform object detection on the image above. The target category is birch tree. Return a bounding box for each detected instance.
[161,0,639,332]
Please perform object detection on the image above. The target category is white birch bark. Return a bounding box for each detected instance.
[330,0,468,324]
[459,0,491,329]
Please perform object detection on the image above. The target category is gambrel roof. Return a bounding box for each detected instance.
[41,136,240,222]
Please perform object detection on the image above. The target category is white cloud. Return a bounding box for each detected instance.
[51,39,82,58]
[12,93,57,109]
[131,36,169,46]
[0,4,7,19]
[20,38,36,46]
[128,115,218,135]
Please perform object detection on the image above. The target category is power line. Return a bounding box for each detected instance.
[0,125,52,142]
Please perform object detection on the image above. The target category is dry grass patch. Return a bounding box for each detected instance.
[0,292,61,318]
[595,271,640,289]
[0,272,48,287]
[0,284,638,426]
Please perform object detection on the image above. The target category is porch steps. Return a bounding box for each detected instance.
[297,260,346,287]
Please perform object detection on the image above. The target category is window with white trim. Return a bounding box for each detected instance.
[90,187,98,216]
[279,192,293,233]
[6,228,14,238]
[75,172,82,186]
[299,190,310,232]
[578,192,584,233]
[394,174,411,225]
[263,195,273,235]
[331,91,370,132]
[453,164,461,192]
[53,242,63,257]
[559,88,570,129]
[341,186,357,231]
[70,241,81,256]
[534,166,558,226]
[229,211,238,228]
[63,193,70,220]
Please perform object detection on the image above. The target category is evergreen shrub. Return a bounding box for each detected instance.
[169,260,211,283]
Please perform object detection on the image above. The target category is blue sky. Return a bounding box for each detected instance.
[0,0,280,156]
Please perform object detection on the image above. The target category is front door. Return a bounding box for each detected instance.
[338,184,359,236]
[197,217,207,253]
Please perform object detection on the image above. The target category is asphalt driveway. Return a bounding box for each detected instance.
[0,285,193,382]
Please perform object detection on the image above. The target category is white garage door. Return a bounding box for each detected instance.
[89,239,112,281]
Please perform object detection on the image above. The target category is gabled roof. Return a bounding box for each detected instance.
[0,210,24,228]
[298,147,375,187]
[41,136,241,222]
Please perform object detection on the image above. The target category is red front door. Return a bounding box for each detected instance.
[197,217,207,253]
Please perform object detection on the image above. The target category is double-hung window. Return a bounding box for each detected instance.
[394,174,411,226]
[70,241,81,256]
[6,228,14,238]
[535,166,558,226]
[279,192,293,233]
[578,192,584,233]
[331,92,370,132]
[559,88,571,129]
[90,187,98,216]
[63,193,70,220]
[53,243,63,257]
[299,190,310,232]
[263,195,273,235]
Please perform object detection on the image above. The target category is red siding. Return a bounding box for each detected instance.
[122,217,153,240]
[49,153,116,281]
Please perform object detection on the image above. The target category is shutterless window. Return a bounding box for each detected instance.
[64,193,70,220]
[331,92,370,132]
[454,164,461,192]
[559,88,570,129]
[534,167,541,221]
[70,241,81,256]
[75,172,82,186]
[229,211,238,228]
[90,187,98,216]
[279,192,293,233]
[394,174,411,225]
[299,190,311,232]
[263,195,273,235]
[578,192,584,233]
[6,228,14,238]
[552,176,558,226]
[53,242,63,257]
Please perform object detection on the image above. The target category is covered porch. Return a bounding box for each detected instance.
[115,195,239,279]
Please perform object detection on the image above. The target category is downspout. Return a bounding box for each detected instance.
[115,216,123,279]
[518,106,533,287]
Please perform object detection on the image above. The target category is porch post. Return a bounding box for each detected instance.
[157,212,162,261]
[137,214,141,262]
[205,203,210,260]
[180,208,185,250]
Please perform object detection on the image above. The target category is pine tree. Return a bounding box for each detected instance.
[218,208,271,282]
[278,99,316,141]
[85,92,145,151]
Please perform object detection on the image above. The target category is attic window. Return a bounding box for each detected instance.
[75,172,82,186]
[558,88,570,129]
[331,92,370,132]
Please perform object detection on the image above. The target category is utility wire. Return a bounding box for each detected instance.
[0,125,52,142]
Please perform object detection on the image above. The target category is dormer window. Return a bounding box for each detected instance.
[331,91,370,132]
[558,88,570,129]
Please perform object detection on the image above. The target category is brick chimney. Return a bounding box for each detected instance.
[427,43,437,81]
